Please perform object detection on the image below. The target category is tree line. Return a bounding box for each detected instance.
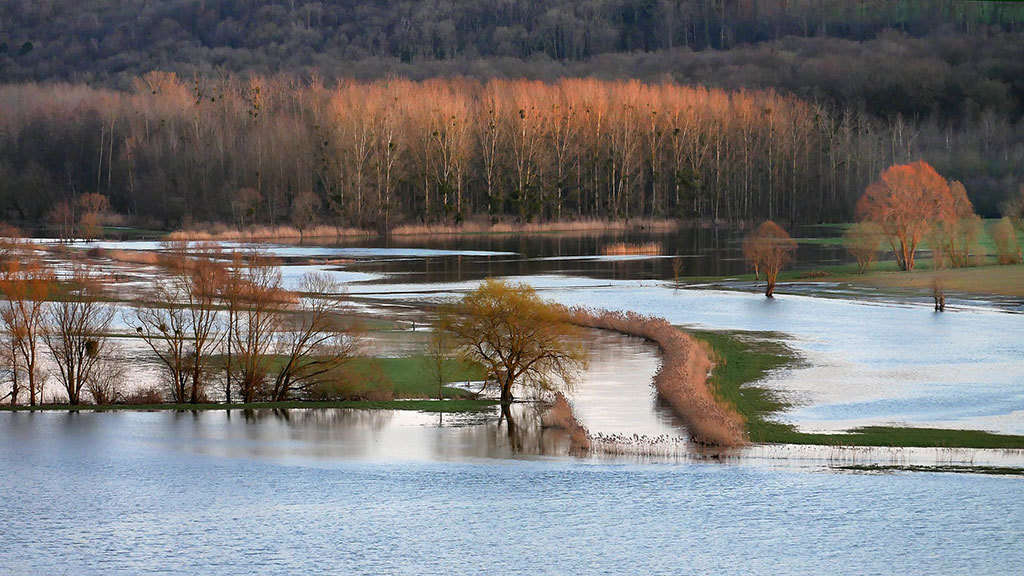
[0,240,361,406]
[4,74,1013,232]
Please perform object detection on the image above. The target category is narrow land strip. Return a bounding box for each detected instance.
[696,330,1024,450]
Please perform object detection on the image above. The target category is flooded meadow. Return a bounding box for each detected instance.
[3,228,1023,574]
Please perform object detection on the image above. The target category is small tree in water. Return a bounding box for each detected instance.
[743,221,797,298]
[435,278,587,404]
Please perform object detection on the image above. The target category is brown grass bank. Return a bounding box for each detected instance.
[167,218,680,241]
[570,308,748,448]
[166,224,372,242]
[601,242,663,256]
[390,218,679,236]
[540,392,591,453]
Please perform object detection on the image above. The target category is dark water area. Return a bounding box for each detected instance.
[286,226,847,284]
[2,411,1023,576]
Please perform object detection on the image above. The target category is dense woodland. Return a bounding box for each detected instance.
[2,1,1022,81]
[3,1,1023,122]
[0,1,1023,228]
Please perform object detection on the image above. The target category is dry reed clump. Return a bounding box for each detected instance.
[121,386,165,405]
[389,218,679,236]
[167,219,680,240]
[105,249,161,266]
[570,308,748,448]
[601,242,663,256]
[540,392,591,452]
[166,224,371,241]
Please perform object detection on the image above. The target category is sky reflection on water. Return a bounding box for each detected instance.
[2,410,1023,575]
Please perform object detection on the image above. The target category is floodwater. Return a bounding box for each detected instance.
[2,411,1024,575]
[25,231,1024,435]
[4,230,1023,573]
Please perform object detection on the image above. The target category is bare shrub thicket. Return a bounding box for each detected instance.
[843,222,884,274]
[991,217,1022,265]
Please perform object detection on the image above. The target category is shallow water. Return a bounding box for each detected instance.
[48,232,1024,435]
[2,411,1023,575]
[342,275,1024,435]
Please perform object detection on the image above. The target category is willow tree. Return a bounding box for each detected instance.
[435,278,587,404]
[857,162,953,271]
[743,221,797,298]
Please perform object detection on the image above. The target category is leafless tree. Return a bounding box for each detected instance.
[44,266,116,405]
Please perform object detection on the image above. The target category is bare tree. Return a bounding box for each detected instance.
[230,254,286,403]
[0,251,54,406]
[269,272,362,401]
[129,281,191,403]
[857,162,953,272]
[427,328,453,400]
[44,266,116,405]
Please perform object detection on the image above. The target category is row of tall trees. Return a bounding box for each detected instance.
[1,75,912,230]
[0,243,361,405]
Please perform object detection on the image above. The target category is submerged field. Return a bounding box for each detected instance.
[697,330,1024,449]
[3,225,1023,458]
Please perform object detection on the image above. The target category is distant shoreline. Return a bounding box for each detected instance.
[164,218,686,242]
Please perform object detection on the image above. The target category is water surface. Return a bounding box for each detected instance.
[1,411,1022,575]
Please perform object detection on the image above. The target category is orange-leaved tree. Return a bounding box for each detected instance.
[435,278,587,404]
[856,161,953,271]
[743,221,797,298]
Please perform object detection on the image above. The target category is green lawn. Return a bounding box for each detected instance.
[204,354,487,400]
[694,329,1024,449]
[348,355,487,399]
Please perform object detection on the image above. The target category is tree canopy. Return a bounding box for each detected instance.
[857,161,957,271]
[743,220,796,297]
[435,278,587,404]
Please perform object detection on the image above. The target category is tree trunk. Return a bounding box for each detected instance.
[500,376,514,404]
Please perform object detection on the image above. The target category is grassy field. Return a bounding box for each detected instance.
[687,221,1024,298]
[787,220,1024,297]
[695,330,1024,449]
[824,265,1024,298]
[0,355,490,413]
[350,355,487,399]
